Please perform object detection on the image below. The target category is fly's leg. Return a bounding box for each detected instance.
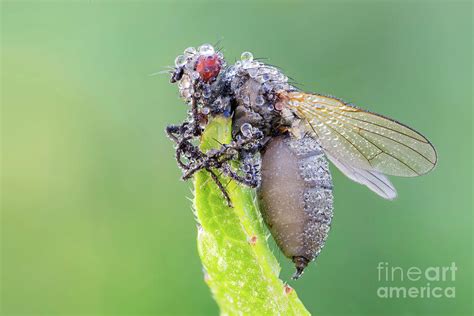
[165,123,184,143]
[167,115,264,206]
[166,124,201,171]
[221,161,259,188]
[165,108,207,172]
[207,168,233,208]
[181,127,264,184]
[166,124,192,169]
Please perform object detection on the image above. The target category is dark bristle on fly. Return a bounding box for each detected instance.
[292,256,309,280]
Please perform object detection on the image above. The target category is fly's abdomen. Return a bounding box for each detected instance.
[257,135,333,279]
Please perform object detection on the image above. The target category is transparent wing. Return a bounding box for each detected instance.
[325,152,397,200]
[284,92,437,177]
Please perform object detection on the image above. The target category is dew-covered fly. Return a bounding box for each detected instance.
[165,43,437,279]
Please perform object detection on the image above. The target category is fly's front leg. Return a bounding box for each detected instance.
[167,116,265,206]
[165,123,185,143]
[166,123,197,170]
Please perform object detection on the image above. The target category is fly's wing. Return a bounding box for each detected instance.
[282,92,437,198]
[325,151,397,199]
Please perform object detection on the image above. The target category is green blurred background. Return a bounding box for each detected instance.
[1,1,472,315]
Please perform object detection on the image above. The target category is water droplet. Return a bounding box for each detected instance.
[240,123,253,138]
[174,55,186,67]
[276,73,287,82]
[202,88,211,98]
[240,51,253,62]
[191,71,200,80]
[182,90,191,98]
[201,107,210,115]
[185,62,194,70]
[255,95,264,106]
[262,82,272,92]
[183,47,196,56]
[198,43,215,55]
[247,68,258,78]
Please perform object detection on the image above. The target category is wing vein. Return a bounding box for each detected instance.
[318,109,436,166]
[284,91,437,177]
[315,110,420,175]
[299,108,372,165]
[315,101,429,144]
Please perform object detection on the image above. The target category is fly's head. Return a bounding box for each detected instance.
[170,43,225,105]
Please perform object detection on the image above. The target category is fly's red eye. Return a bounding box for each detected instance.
[196,54,221,82]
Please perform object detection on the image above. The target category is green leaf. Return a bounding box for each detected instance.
[194,115,311,315]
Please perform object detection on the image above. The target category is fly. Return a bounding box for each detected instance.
[165,43,437,279]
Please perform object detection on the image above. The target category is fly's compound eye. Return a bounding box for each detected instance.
[195,54,222,83]
[194,43,224,83]
[170,44,224,84]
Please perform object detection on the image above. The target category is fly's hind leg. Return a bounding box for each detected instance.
[206,168,233,208]
[221,160,260,188]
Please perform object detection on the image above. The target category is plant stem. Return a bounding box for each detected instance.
[194,115,310,315]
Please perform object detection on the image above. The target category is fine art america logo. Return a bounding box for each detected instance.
[377,262,457,299]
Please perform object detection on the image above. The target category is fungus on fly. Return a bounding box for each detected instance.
[166,43,437,279]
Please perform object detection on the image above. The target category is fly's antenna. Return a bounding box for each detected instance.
[149,66,174,77]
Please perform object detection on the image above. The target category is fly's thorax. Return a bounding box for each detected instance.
[227,52,296,137]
